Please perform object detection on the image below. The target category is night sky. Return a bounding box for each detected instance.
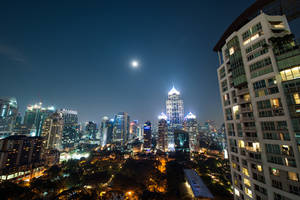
[1,1,299,126]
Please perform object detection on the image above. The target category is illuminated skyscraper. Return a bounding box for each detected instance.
[23,103,55,137]
[113,112,130,144]
[41,112,64,150]
[183,112,198,152]
[158,113,168,152]
[143,121,152,150]
[100,116,109,146]
[166,86,184,125]
[0,97,18,138]
[129,120,138,140]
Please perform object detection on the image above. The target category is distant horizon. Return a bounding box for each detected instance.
[6,85,222,127]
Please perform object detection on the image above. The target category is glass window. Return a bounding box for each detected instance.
[288,172,299,182]
[242,167,249,176]
[245,187,253,198]
[294,93,300,104]
[257,165,262,172]
[271,168,280,176]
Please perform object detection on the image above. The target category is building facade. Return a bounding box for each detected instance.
[174,129,190,153]
[158,113,168,152]
[166,86,184,126]
[41,112,64,151]
[59,109,79,149]
[23,103,55,137]
[217,13,300,200]
[0,97,18,138]
[85,121,97,140]
[0,135,44,182]
[113,112,130,145]
[143,121,152,151]
[183,112,198,152]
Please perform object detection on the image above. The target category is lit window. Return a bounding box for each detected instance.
[229,47,235,55]
[245,187,253,198]
[253,142,260,152]
[234,188,240,197]
[239,140,245,148]
[257,165,262,172]
[271,168,280,176]
[292,67,300,79]
[271,98,280,108]
[244,94,250,101]
[242,167,249,176]
[232,163,237,169]
[244,178,251,186]
[294,93,300,104]
[258,90,266,97]
[280,66,300,81]
[288,172,299,182]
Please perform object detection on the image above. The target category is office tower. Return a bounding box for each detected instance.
[158,113,168,152]
[106,119,114,145]
[215,10,300,200]
[0,135,44,182]
[174,129,190,153]
[0,97,18,138]
[113,112,130,144]
[59,109,79,149]
[143,121,152,150]
[85,121,97,140]
[41,112,64,150]
[166,86,184,126]
[100,116,109,146]
[23,103,55,137]
[129,120,139,140]
[183,112,198,152]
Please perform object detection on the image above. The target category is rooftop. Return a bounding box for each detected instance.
[213,0,300,51]
[184,169,213,199]
[168,86,180,95]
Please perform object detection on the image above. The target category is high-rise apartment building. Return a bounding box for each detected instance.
[166,86,184,125]
[41,112,64,150]
[59,109,79,149]
[143,121,152,150]
[183,112,198,152]
[113,112,130,145]
[0,97,18,138]
[216,11,300,200]
[0,135,44,182]
[23,103,55,137]
[158,113,168,152]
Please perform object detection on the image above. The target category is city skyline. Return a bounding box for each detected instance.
[0,0,262,126]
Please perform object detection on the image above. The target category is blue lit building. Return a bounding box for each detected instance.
[174,129,189,153]
[113,112,130,145]
[143,121,152,150]
[0,97,18,138]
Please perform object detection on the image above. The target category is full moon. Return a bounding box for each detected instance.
[131,60,139,68]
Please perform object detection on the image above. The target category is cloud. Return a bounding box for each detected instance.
[0,45,26,63]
